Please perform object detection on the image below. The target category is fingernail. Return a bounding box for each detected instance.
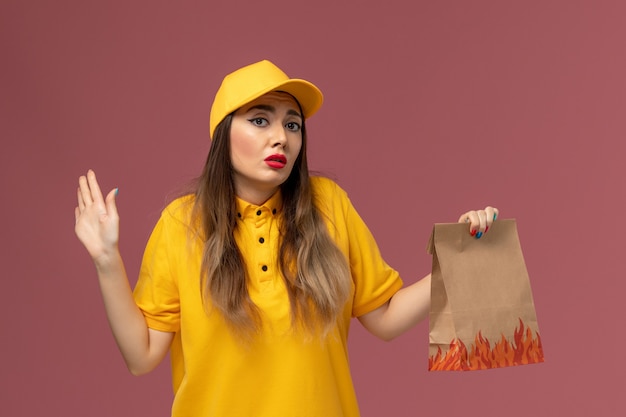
[476,231,483,239]
[115,188,119,196]
[493,213,497,221]
[470,229,477,236]
[485,226,489,233]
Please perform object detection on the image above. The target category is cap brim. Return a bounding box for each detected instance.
[270,79,324,120]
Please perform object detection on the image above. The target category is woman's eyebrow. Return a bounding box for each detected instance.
[247,104,302,119]
[287,109,303,119]
[248,104,275,113]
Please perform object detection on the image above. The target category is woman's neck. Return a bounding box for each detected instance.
[235,185,278,206]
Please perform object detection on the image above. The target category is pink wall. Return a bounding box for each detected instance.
[2,1,624,415]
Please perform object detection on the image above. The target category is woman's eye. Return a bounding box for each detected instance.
[285,121,301,132]
[249,118,268,127]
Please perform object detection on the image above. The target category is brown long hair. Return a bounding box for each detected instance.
[192,113,351,341]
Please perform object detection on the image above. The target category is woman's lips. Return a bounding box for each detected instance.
[265,154,287,169]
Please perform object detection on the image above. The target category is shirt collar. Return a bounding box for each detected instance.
[235,189,283,220]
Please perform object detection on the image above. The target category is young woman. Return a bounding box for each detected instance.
[75,60,498,417]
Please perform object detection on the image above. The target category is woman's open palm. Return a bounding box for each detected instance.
[74,170,120,263]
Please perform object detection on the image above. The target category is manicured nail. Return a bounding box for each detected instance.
[115,188,119,196]
[470,229,477,236]
[476,231,483,239]
[493,213,497,221]
[485,226,489,233]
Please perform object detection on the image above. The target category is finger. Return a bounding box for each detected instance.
[463,211,480,237]
[104,188,119,220]
[77,187,85,212]
[74,206,80,224]
[475,210,487,238]
[86,170,105,206]
[458,211,479,224]
[484,206,497,232]
[78,175,93,207]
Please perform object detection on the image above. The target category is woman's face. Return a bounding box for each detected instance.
[229,91,303,204]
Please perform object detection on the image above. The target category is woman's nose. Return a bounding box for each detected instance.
[271,126,287,147]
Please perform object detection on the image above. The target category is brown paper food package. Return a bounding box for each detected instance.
[427,219,544,371]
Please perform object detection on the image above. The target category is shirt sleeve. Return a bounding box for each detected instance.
[133,207,182,333]
[313,178,403,317]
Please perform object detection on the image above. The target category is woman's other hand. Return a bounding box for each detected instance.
[74,170,120,265]
[457,206,499,239]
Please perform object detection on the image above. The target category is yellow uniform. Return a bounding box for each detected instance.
[134,177,403,416]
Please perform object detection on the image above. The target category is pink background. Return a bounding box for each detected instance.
[2,1,624,415]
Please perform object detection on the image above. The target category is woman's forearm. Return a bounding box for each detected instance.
[94,251,171,375]
[358,274,431,341]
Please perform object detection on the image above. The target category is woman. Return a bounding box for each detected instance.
[75,60,498,416]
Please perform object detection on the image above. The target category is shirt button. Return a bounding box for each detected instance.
[237,212,242,218]
[272,208,277,215]
[256,210,262,216]
[259,237,265,244]
[261,265,268,272]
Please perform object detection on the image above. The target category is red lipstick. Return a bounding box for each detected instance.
[265,154,287,169]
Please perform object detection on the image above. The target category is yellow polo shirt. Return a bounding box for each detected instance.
[133,177,403,417]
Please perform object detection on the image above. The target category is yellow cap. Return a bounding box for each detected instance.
[209,60,324,138]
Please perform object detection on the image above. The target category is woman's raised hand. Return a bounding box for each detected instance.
[74,170,120,264]
[458,206,499,239]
